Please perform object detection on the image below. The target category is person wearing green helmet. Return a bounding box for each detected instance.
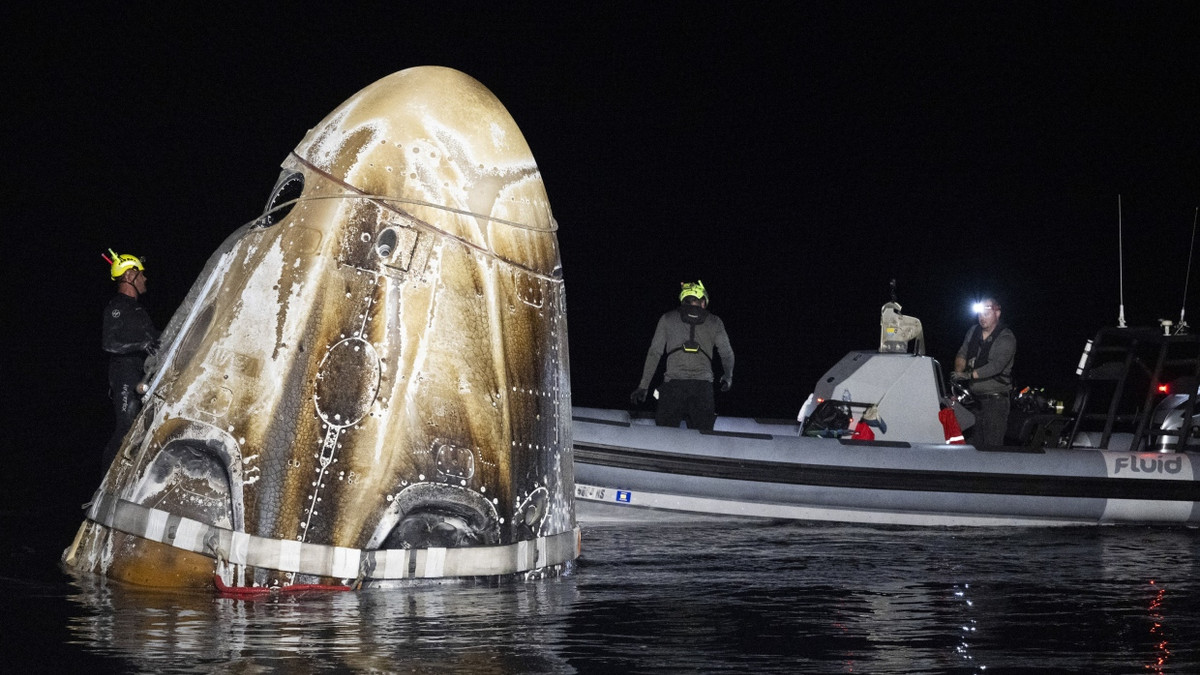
[631,280,734,430]
[101,249,161,472]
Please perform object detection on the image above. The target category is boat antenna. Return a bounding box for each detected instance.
[1179,206,1199,335]
[889,278,898,303]
[1117,195,1127,328]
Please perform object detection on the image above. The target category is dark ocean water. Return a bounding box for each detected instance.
[3,506,1199,674]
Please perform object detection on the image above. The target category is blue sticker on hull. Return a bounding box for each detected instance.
[616,491,631,503]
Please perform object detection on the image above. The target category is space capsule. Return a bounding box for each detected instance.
[63,66,578,589]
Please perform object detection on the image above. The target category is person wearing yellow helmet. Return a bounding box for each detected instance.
[101,249,161,472]
[108,251,146,281]
[631,280,735,430]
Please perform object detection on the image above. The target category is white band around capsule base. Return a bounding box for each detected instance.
[86,492,580,583]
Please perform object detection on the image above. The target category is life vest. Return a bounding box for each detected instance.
[965,323,1012,386]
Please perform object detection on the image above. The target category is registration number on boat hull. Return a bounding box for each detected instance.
[576,484,632,503]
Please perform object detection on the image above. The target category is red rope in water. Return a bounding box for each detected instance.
[213,574,351,597]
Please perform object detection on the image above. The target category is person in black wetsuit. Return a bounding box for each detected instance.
[102,249,160,471]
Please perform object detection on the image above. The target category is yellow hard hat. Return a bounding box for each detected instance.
[679,280,708,303]
[105,249,145,280]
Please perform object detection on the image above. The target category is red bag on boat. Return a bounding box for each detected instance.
[851,421,875,441]
[939,407,965,444]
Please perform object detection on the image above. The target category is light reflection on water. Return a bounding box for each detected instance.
[67,573,582,673]
[13,519,1200,673]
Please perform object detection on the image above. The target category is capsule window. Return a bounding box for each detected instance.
[256,170,305,228]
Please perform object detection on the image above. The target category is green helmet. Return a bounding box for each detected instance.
[106,249,145,280]
[679,280,708,303]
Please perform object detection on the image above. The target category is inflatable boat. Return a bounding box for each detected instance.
[573,308,1200,526]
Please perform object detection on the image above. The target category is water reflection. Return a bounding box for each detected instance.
[937,526,1200,674]
[67,574,581,673]
[32,521,1200,673]
[1098,528,1196,675]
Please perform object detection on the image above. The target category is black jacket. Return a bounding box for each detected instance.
[102,294,160,380]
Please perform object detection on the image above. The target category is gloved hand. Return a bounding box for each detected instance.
[143,338,162,356]
[950,370,969,382]
[630,388,647,405]
[720,376,732,392]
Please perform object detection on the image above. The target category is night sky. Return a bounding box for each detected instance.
[4,3,1199,505]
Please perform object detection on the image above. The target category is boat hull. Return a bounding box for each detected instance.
[572,408,1200,526]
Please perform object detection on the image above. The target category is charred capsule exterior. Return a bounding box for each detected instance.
[64,67,578,589]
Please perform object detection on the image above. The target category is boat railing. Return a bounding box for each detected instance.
[1063,327,1200,452]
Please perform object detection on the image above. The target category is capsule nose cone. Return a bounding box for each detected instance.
[292,67,557,275]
